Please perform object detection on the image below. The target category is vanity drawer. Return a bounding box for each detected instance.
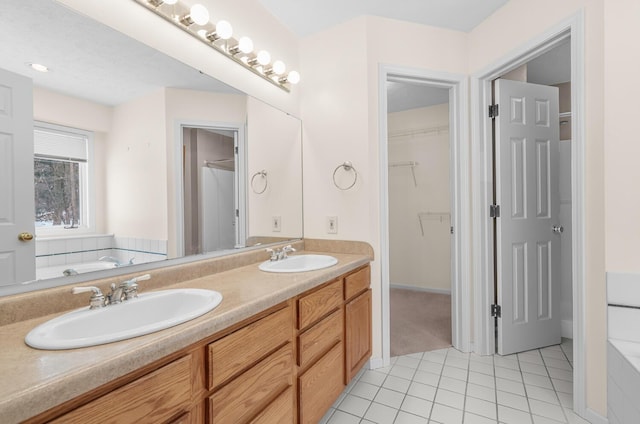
[208,305,292,390]
[344,266,370,301]
[209,344,293,424]
[297,279,342,331]
[249,387,294,424]
[297,308,343,369]
[51,354,192,424]
[298,341,345,424]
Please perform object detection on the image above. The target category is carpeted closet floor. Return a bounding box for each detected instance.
[390,287,452,357]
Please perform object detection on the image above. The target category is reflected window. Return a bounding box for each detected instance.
[33,123,93,234]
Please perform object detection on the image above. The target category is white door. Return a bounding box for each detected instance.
[495,79,561,355]
[0,68,35,286]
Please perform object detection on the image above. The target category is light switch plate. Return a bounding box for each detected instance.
[327,216,338,234]
[272,216,281,232]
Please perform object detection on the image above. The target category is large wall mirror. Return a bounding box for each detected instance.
[0,0,302,296]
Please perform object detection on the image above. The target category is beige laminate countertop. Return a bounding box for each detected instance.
[0,251,370,424]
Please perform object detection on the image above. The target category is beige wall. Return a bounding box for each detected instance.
[468,0,606,415]
[604,0,640,270]
[388,104,451,292]
[301,16,469,366]
[108,89,168,240]
[247,97,303,238]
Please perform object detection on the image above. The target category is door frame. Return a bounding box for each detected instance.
[174,120,247,258]
[470,10,588,419]
[378,64,471,367]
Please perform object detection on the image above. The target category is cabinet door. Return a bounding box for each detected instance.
[298,342,344,424]
[51,355,192,424]
[345,289,372,383]
[209,344,293,424]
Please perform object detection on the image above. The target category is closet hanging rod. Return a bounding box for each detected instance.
[204,159,234,167]
[389,161,419,168]
[389,161,418,187]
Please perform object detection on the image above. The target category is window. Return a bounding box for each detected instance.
[34,123,94,234]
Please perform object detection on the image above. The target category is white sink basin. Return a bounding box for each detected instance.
[258,254,338,273]
[25,289,223,350]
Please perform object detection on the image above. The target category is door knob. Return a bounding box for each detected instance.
[552,225,564,234]
[18,232,34,241]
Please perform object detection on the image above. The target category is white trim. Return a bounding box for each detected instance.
[561,320,573,339]
[379,64,471,370]
[174,120,246,257]
[470,10,587,419]
[390,283,452,295]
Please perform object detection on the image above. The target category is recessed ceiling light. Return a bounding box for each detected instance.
[29,63,49,73]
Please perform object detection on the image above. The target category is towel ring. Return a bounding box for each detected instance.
[251,170,268,194]
[333,161,358,190]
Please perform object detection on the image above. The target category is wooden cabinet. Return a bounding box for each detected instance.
[30,263,371,424]
[50,354,193,424]
[345,289,372,382]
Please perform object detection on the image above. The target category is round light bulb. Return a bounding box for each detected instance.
[29,63,49,73]
[189,4,209,25]
[257,50,271,66]
[216,20,233,40]
[287,71,300,85]
[197,29,208,38]
[272,60,286,75]
[238,37,254,54]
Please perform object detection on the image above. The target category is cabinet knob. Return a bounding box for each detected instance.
[18,232,34,242]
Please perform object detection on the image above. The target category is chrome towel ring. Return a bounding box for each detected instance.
[251,170,268,194]
[333,161,358,190]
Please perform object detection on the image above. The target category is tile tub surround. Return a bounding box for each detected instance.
[0,240,372,423]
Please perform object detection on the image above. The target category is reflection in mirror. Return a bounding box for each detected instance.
[0,0,302,295]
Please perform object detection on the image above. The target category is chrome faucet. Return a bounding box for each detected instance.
[72,274,151,308]
[265,245,297,261]
[99,256,121,266]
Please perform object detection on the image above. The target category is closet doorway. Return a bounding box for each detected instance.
[387,80,453,356]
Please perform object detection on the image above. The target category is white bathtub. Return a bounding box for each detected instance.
[608,339,640,424]
[35,261,118,280]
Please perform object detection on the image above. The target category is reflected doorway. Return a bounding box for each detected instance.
[386,80,453,356]
[182,124,245,255]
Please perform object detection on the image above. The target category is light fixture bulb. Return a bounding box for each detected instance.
[238,37,254,54]
[215,20,233,40]
[287,71,300,84]
[257,50,271,66]
[189,4,209,25]
[272,60,286,75]
[29,63,49,73]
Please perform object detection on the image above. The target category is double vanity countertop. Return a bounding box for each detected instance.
[0,243,372,423]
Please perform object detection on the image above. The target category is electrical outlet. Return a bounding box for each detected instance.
[327,216,338,234]
[272,216,281,232]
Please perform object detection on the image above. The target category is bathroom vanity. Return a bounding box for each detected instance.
[0,242,372,424]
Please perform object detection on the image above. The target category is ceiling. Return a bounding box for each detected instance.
[258,0,510,37]
[0,0,239,107]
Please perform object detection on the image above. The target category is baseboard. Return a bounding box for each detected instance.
[562,319,573,339]
[390,283,451,295]
[583,407,608,424]
[368,357,385,370]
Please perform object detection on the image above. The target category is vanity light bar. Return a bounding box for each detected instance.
[132,0,300,92]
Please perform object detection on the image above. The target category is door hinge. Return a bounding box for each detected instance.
[234,146,239,154]
[450,226,454,235]
[235,209,239,217]
[491,304,502,318]
[488,104,499,119]
[489,204,500,218]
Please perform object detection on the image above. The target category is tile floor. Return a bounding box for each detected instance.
[321,339,591,424]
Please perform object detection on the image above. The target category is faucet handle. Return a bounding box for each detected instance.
[282,245,296,258]
[265,248,278,261]
[72,286,105,309]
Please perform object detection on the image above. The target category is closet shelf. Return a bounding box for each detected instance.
[418,212,450,236]
[389,161,419,187]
